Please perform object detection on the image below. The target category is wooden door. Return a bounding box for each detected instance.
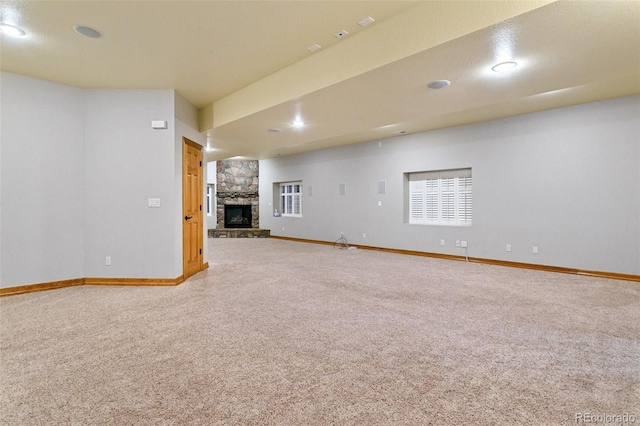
[182,138,203,279]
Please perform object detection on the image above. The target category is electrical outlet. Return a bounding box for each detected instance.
[461,241,468,248]
[282,227,285,231]
[106,256,111,266]
[440,239,445,246]
[506,244,512,252]
[362,233,366,239]
[456,241,460,247]
[533,246,539,254]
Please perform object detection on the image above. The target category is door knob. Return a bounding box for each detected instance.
[185,215,193,221]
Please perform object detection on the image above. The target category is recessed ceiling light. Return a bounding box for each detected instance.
[492,61,517,72]
[307,44,321,53]
[267,128,281,133]
[393,130,407,135]
[0,23,26,37]
[73,25,102,39]
[427,80,451,90]
[292,119,305,129]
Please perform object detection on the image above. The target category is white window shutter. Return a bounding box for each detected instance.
[409,179,425,223]
[407,168,472,226]
[457,173,472,223]
[425,193,438,221]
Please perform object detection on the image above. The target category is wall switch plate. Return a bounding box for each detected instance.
[106,256,111,266]
[378,201,382,207]
[362,233,366,239]
[148,198,161,208]
[440,239,445,246]
[461,241,468,248]
[506,244,512,252]
[533,246,539,254]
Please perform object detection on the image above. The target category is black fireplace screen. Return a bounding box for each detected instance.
[224,205,252,228]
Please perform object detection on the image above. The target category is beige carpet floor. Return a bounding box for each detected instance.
[1,238,638,425]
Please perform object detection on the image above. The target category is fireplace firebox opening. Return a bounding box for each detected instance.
[224,205,252,228]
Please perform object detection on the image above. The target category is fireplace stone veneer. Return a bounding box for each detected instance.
[216,191,259,229]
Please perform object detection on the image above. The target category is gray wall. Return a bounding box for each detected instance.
[0,72,206,288]
[83,89,178,278]
[1,73,86,286]
[260,95,640,275]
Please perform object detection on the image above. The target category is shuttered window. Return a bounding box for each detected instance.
[408,169,472,226]
[280,182,302,217]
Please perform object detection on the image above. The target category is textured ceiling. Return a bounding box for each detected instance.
[0,0,416,107]
[1,1,639,161]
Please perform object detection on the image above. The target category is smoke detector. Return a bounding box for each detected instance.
[334,30,348,39]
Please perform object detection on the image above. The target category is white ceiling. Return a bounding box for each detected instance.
[1,1,638,161]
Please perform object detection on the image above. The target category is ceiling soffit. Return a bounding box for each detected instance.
[205,1,554,130]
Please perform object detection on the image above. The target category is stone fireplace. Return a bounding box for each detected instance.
[210,160,269,238]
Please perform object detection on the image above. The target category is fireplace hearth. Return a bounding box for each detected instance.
[224,205,252,229]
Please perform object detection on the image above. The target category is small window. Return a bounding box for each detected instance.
[407,168,472,226]
[280,182,303,217]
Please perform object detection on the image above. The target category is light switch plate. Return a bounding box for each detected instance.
[148,198,161,208]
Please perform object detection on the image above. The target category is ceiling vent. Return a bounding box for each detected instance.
[358,17,375,27]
